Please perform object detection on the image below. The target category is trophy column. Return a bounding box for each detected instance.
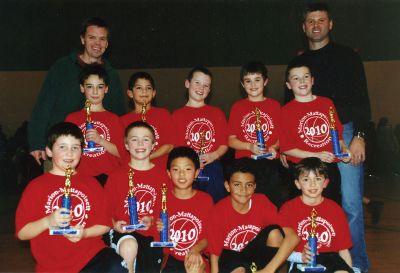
[150,184,176,248]
[195,130,210,182]
[49,166,79,235]
[123,169,146,231]
[251,108,272,160]
[329,107,350,158]
[84,100,101,153]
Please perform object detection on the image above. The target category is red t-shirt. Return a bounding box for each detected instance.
[65,110,124,176]
[280,197,352,252]
[157,190,214,261]
[15,172,109,273]
[207,194,285,256]
[171,105,228,153]
[104,163,169,237]
[280,96,343,163]
[120,107,173,165]
[228,98,281,158]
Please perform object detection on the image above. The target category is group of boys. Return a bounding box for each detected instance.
[17,55,358,273]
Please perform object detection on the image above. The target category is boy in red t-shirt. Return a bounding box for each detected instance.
[15,122,126,273]
[281,60,350,203]
[207,157,299,273]
[154,146,213,273]
[120,72,173,165]
[171,66,228,202]
[105,121,168,273]
[228,61,282,206]
[65,64,124,182]
[280,157,354,273]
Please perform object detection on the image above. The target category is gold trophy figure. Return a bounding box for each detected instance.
[251,107,272,159]
[84,100,100,152]
[49,166,79,235]
[250,262,257,273]
[296,208,326,271]
[329,107,349,158]
[141,100,148,122]
[195,130,210,182]
[151,184,176,247]
[123,169,146,231]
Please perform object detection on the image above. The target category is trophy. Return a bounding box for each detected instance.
[329,107,350,158]
[141,100,147,122]
[251,108,272,160]
[123,169,146,231]
[296,208,326,272]
[195,131,210,182]
[150,184,177,248]
[83,100,102,152]
[250,262,257,273]
[49,166,79,235]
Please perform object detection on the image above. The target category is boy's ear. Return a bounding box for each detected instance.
[167,169,172,179]
[323,178,330,188]
[195,168,200,179]
[80,84,85,93]
[224,181,231,193]
[184,79,190,89]
[263,78,269,87]
[294,179,302,190]
[152,89,157,99]
[285,81,292,90]
[45,146,53,158]
[127,89,134,98]
[104,85,109,93]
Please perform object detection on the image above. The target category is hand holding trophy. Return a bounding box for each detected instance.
[84,100,102,152]
[151,184,176,248]
[49,166,79,235]
[297,208,326,272]
[123,169,146,231]
[251,107,273,160]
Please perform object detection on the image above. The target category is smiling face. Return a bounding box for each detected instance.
[185,71,212,104]
[241,73,268,101]
[46,135,82,175]
[125,126,155,160]
[286,66,314,101]
[225,172,256,212]
[168,157,199,191]
[303,10,332,45]
[80,74,108,106]
[80,25,108,63]
[295,170,329,204]
[128,78,156,107]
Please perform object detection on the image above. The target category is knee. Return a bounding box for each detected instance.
[231,267,246,273]
[119,238,138,260]
[266,228,283,247]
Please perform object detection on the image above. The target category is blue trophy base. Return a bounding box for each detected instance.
[296,264,326,272]
[49,227,79,235]
[150,241,177,248]
[83,147,103,153]
[335,152,350,158]
[196,176,209,182]
[122,223,146,231]
[251,152,272,160]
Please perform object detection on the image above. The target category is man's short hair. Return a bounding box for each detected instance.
[167,146,200,170]
[294,157,329,180]
[128,72,156,90]
[80,17,109,38]
[124,121,155,142]
[224,158,257,183]
[79,63,110,86]
[285,58,313,80]
[187,66,213,82]
[303,2,331,21]
[240,61,268,82]
[46,122,84,150]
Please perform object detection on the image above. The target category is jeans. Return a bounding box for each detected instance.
[338,122,369,272]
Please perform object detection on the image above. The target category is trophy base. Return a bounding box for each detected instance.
[150,241,177,248]
[296,264,326,272]
[251,153,272,160]
[83,147,103,153]
[122,223,146,231]
[49,227,79,235]
[195,176,209,182]
[335,152,350,158]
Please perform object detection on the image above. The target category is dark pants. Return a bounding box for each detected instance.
[80,247,128,273]
[194,160,227,203]
[253,158,282,207]
[290,252,354,273]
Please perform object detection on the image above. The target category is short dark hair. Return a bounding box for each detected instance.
[46,122,84,150]
[79,63,110,86]
[80,17,109,38]
[124,121,155,141]
[187,66,213,82]
[128,72,156,90]
[240,61,268,82]
[303,2,331,21]
[167,146,200,170]
[294,157,329,180]
[224,158,256,183]
[285,58,312,81]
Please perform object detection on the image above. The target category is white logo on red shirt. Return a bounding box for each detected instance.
[224,224,260,252]
[169,211,202,256]
[185,118,216,153]
[124,183,157,217]
[297,112,331,148]
[44,187,91,227]
[79,121,110,157]
[297,216,336,248]
[241,110,274,143]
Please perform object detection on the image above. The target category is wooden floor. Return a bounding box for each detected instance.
[0,173,399,273]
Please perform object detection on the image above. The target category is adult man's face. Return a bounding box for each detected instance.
[302,10,332,44]
[80,25,109,62]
